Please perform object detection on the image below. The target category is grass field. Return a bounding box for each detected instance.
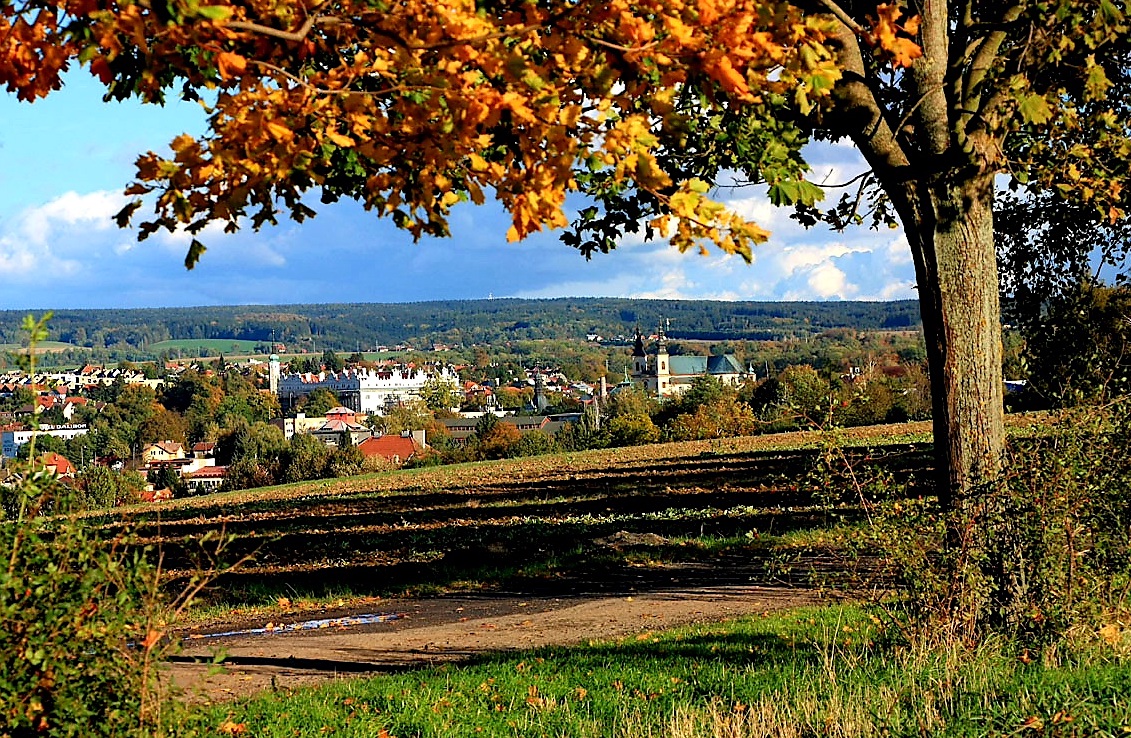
[148,339,264,355]
[0,340,83,354]
[133,412,1131,735]
[184,604,1131,737]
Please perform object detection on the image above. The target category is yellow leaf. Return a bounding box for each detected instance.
[140,629,164,649]
[326,130,355,147]
[468,153,489,172]
[170,134,196,153]
[266,121,293,142]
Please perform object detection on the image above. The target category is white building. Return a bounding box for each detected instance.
[2,424,90,458]
[277,365,459,414]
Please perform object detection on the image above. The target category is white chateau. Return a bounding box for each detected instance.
[277,364,459,414]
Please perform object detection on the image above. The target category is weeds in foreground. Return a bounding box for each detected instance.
[858,402,1131,651]
[0,315,241,738]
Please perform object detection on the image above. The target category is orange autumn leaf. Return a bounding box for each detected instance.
[139,629,164,649]
[867,4,923,68]
[216,51,247,80]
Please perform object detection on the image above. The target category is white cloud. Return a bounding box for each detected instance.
[0,191,126,279]
[18,190,126,246]
[776,242,855,275]
[806,262,856,299]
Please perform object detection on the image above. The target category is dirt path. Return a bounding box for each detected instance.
[170,582,823,702]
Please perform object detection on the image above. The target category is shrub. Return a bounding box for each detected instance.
[0,468,162,737]
[871,402,1131,647]
[667,395,757,441]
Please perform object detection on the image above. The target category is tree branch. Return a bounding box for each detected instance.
[907,0,950,157]
[958,4,1026,136]
[815,0,864,35]
[821,11,910,182]
[225,16,332,43]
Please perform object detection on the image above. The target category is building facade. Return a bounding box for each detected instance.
[277,364,459,414]
[2,424,89,458]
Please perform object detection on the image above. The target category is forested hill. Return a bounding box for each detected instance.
[0,298,920,354]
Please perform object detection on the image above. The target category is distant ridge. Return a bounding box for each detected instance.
[0,298,921,354]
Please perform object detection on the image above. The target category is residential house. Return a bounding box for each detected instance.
[270,413,329,440]
[142,441,186,465]
[37,452,76,478]
[310,409,373,447]
[184,465,228,493]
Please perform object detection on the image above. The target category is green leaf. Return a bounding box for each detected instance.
[767,180,824,207]
[1017,93,1053,125]
[195,5,232,20]
[1084,57,1112,101]
[184,239,207,270]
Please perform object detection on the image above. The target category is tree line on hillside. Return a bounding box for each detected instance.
[0,298,922,360]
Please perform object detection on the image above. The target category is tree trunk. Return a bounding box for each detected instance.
[906,172,1006,511]
[821,10,1007,511]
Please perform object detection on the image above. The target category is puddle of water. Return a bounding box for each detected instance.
[186,612,401,640]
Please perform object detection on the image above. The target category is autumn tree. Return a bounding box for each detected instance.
[667,394,757,440]
[418,375,463,413]
[298,387,340,417]
[3,0,1129,510]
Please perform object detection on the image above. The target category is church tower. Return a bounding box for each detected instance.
[654,321,670,397]
[269,354,281,396]
[631,327,649,378]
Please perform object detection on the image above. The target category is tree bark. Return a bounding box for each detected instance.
[908,173,1006,511]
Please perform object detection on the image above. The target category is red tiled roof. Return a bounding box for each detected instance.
[187,466,228,479]
[357,435,419,462]
[39,452,75,476]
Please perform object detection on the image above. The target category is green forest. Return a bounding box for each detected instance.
[0,298,921,364]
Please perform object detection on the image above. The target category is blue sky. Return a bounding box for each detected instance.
[0,71,917,310]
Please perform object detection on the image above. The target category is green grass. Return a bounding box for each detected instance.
[0,341,82,353]
[181,605,1131,737]
[148,339,263,354]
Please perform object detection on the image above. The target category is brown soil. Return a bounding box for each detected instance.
[170,578,823,703]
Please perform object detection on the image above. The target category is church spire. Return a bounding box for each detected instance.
[632,326,646,357]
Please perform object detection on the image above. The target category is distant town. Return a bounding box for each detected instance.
[0,302,951,510]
